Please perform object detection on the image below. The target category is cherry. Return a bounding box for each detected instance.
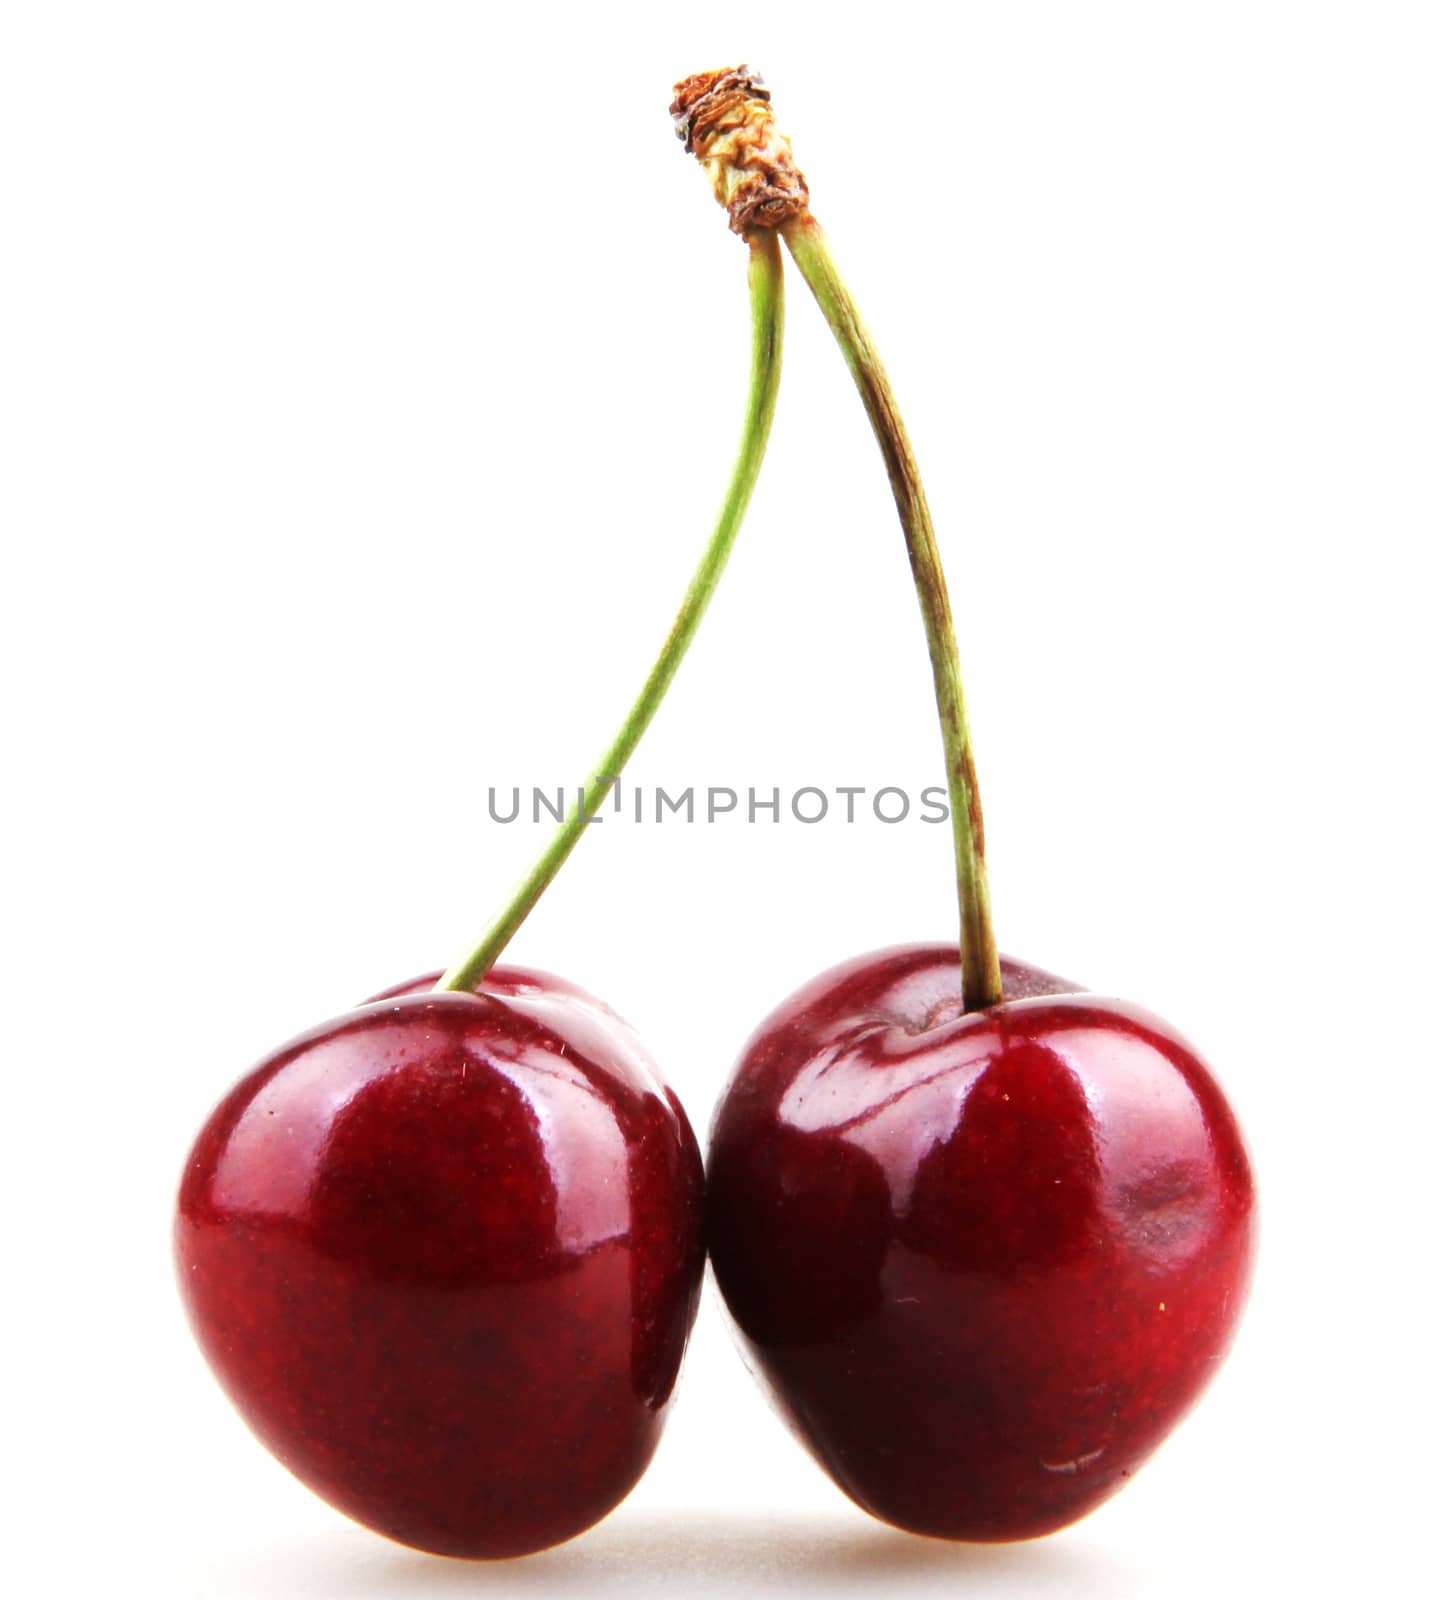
[707,943,1255,1541]
[175,214,786,1556]
[675,68,1258,1541]
[176,967,703,1558]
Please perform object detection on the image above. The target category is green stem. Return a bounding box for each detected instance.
[438,230,784,992]
[782,217,1002,1010]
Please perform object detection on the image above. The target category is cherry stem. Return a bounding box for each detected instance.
[437,231,785,993]
[782,216,1002,1011]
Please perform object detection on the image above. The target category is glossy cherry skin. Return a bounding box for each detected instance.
[708,944,1255,1542]
[175,966,704,1559]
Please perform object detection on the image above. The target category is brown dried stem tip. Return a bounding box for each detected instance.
[671,66,809,238]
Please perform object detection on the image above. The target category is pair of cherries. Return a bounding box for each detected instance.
[175,69,1255,1561]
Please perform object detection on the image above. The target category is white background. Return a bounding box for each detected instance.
[4,4,1426,1596]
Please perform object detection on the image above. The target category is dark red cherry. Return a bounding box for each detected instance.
[175,966,704,1559]
[707,943,1255,1542]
